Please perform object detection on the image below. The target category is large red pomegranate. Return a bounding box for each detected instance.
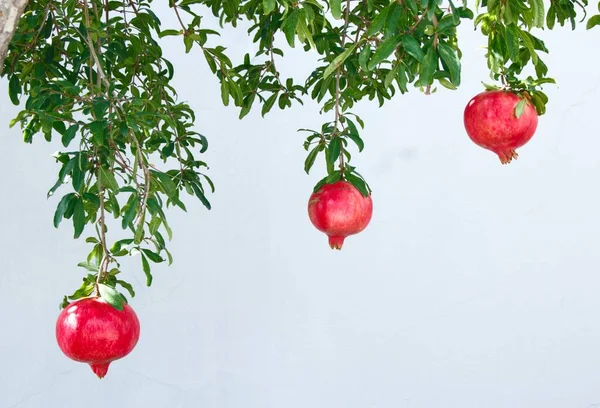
[308,180,373,249]
[464,90,538,164]
[56,297,140,378]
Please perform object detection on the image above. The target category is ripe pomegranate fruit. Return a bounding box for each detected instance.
[308,180,373,249]
[464,90,538,164]
[56,297,140,378]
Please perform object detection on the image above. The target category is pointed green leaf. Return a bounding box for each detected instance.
[587,15,600,29]
[117,280,136,298]
[330,0,341,19]
[263,0,276,14]
[151,170,177,198]
[402,35,425,61]
[141,254,153,286]
[419,46,438,85]
[54,193,76,228]
[327,137,341,168]
[304,145,320,174]
[437,43,461,86]
[73,198,85,239]
[324,42,359,79]
[98,284,125,311]
[98,167,118,191]
[368,35,401,70]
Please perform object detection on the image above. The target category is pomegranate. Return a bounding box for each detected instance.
[308,180,373,249]
[56,297,140,378]
[464,90,538,164]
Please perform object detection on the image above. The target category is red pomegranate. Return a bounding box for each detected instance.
[308,180,373,249]
[56,297,140,378]
[464,90,538,164]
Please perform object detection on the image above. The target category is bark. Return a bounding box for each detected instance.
[0,0,28,75]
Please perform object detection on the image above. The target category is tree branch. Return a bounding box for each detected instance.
[0,0,28,74]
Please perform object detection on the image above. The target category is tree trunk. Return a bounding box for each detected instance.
[0,0,28,75]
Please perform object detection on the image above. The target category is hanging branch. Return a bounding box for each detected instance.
[2,0,596,308]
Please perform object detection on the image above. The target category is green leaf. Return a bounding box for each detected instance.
[89,121,106,146]
[304,145,320,174]
[325,170,342,184]
[505,25,520,62]
[385,64,399,88]
[437,43,461,86]
[62,124,79,147]
[330,0,342,19]
[437,77,457,90]
[54,193,76,228]
[159,29,182,37]
[220,80,230,106]
[110,238,133,253]
[77,262,99,272]
[384,3,402,37]
[587,15,600,29]
[151,170,177,198]
[98,167,118,191]
[72,153,87,192]
[92,99,110,118]
[261,93,278,117]
[514,98,526,118]
[73,198,85,239]
[366,5,391,36]
[327,137,341,168]
[98,284,125,311]
[141,248,164,263]
[358,44,371,71]
[419,46,438,85]
[345,172,370,197]
[263,0,276,14]
[190,182,212,210]
[295,16,316,49]
[67,282,95,301]
[134,218,145,243]
[117,280,136,298]
[532,0,545,28]
[324,42,359,79]
[402,35,425,62]
[183,35,194,53]
[122,195,140,229]
[141,254,153,286]
[282,10,299,47]
[368,35,401,70]
[346,120,364,152]
[149,217,161,235]
[8,76,21,105]
[530,92,547,116]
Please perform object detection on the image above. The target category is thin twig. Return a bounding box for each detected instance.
[96,186,109,291]
[171,1,187,33]
[131,131,151,229]
[334,0,352,172]
[425,14,439,96]
[82,0,111,90]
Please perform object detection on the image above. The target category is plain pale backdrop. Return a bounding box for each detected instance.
[1,5,600,408]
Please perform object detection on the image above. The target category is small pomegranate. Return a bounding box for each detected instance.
[308,180,373,249]
[464,90,538,164]
[56,297,140,378]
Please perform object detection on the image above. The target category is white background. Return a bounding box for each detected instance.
[1,5,600,408]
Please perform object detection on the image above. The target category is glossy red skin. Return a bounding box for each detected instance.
[56,297,140,378]
[464,90,538,164]
[308,181,373,250]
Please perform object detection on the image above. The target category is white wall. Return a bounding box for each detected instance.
[1,7,600,408]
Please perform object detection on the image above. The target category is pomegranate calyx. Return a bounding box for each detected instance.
[90,362,111,379]
[328,236,345,250]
